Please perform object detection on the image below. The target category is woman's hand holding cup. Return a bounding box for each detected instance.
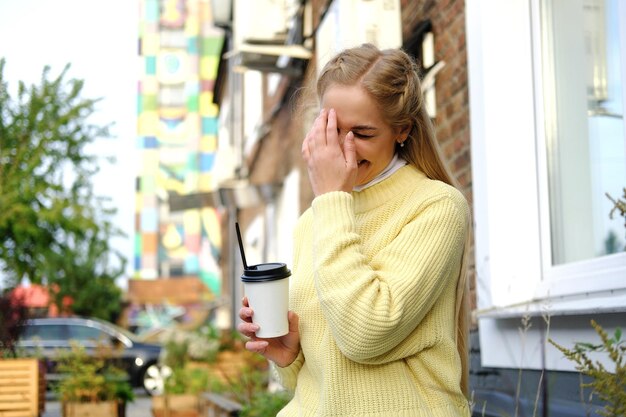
[237,296,301,368]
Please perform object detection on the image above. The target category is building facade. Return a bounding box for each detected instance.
[136,0,225,296]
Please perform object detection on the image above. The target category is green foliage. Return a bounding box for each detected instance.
[159,325,289,414]
[0,58,126,322]
[0,293,28,357]
[55,342,135,404]
[550,320,626,417]
[209,362,268,405]
[164,366,210,395]
[159,325,224,395]
[160,325,221,368]
[208,353,292,417]
[160,325,288,415]
[240,389,293,417]
[606,188,626,251]
[604,230,620,255]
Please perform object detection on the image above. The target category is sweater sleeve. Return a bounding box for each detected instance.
[272,350,304,390]
[311,190,468,363]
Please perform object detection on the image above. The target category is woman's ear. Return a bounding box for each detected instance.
[397,125,410,142]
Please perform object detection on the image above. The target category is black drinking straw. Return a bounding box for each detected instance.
[235,222,249,270]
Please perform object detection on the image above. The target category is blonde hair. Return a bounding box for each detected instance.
[317,43,470,397]
[317,43,454,186]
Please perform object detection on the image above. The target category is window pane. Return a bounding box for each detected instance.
[540,0,626,265]
[22,324,66,341]
[68,325,109,342]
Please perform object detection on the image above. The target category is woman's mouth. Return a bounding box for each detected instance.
[358,159,369,167]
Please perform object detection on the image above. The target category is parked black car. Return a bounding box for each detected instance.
[18,316,165,396]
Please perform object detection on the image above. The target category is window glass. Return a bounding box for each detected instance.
[68,325,110,342]
[21,324,66,341]
[540,0,625,265]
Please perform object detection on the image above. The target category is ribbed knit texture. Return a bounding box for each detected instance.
[274,165,471,417]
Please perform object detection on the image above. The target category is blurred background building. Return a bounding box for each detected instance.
[135,0,225,294]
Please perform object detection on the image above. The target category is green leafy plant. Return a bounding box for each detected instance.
[206,350,291,417]
[159,325,288,415]
[209,360,267,403]
[163,366,210,395]
[160,325,221,369]
[55,341,134,405]
[0,293,28,358]
[0,59,126,322]
[606,188,626,251]
[159,325,229,396]
[240,389,293,417]
[549,320,625,417]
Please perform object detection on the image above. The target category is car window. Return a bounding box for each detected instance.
[21,324,67,341]
[68,324,111,342]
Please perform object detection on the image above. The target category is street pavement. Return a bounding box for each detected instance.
[42,390,153,417]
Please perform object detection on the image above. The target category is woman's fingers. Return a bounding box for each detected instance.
[302,107,357,194]
[245,340,269,353]
[326,108,338,147]
[317,108,328,145]
[343,131,357,170]
[236,321,259,338]
[311,108,327,147]
[237,308,256,338]
[238,306,253,321]
[288,310,299,332]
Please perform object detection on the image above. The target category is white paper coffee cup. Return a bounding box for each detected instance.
[242,262,290,338]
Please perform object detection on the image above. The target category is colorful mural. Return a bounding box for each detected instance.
[137,0,224,294]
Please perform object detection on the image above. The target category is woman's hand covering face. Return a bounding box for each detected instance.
[302,108,358,196]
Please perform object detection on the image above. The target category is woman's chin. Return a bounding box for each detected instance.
[355,163,372,185]
[355,174,373,187]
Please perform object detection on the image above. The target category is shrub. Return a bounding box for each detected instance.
[55,341,134,404]
[550,320,625,417]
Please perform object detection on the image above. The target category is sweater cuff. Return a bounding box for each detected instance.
[311,191,354,233]
[312,191,353,213]
[272,350,304,390]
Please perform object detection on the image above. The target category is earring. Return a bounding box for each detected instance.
[399,142,405,148]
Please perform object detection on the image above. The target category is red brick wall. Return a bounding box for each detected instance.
[401,0,472,200]
[401,0,476,314]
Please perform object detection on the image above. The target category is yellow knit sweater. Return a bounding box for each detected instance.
[274,165,471,417]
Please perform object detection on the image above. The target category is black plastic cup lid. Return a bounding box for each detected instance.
[241,262,291,282]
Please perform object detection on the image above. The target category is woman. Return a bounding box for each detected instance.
[238,43,471,416]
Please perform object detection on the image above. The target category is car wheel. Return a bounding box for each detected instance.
[141,363,166,396]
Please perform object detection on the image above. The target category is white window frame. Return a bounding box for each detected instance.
[467,0,626,316]
[531,0,626,301]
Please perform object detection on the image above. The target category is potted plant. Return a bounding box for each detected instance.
[200,330,292,417]
[153,325,280,417]
[56,342,134,417]
[151,366,210,417]
[151,327,216,417]
[206,352,292,417]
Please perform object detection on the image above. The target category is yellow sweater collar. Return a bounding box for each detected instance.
[352,165,428,214]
